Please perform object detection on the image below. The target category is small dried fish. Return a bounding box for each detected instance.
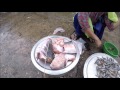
[95,57,120,78]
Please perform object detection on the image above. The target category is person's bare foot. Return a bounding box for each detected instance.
[70,32,78,40]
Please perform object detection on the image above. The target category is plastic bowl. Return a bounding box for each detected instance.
[103,42,119,58]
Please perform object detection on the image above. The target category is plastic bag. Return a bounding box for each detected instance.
[75,38,87,54]
[53,27,65,35]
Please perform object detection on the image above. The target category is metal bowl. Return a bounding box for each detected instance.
[83,53,119,78]
[31,35,80,75]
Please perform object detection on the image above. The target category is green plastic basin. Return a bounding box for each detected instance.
[103,42,119,58]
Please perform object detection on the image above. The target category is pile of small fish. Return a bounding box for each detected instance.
[36,37,77,70]
[95,57,120,78]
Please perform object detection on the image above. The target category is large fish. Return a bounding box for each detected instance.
[63,41,77,54]
[65,54,76,61]
[50,53,76,70]
[52,38,64,54]
[50,53,66,70]
[37,38,54,63]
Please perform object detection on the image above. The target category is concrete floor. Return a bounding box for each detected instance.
[0,12,120,78]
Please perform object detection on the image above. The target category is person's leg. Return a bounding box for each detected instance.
[70,13,86,40]
[71,14,91,50]
[93,17,106,40]
[97,22,106,40]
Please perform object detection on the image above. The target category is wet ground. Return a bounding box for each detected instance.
[0,12,120,78]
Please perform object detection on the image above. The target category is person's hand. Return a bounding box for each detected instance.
[95,39,102,48]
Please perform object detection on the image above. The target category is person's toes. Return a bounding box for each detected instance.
[70,33,74,39]
[70,32,77,40]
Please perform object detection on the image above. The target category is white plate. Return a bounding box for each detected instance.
[83,53,119,78]
[31,35,81,75]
